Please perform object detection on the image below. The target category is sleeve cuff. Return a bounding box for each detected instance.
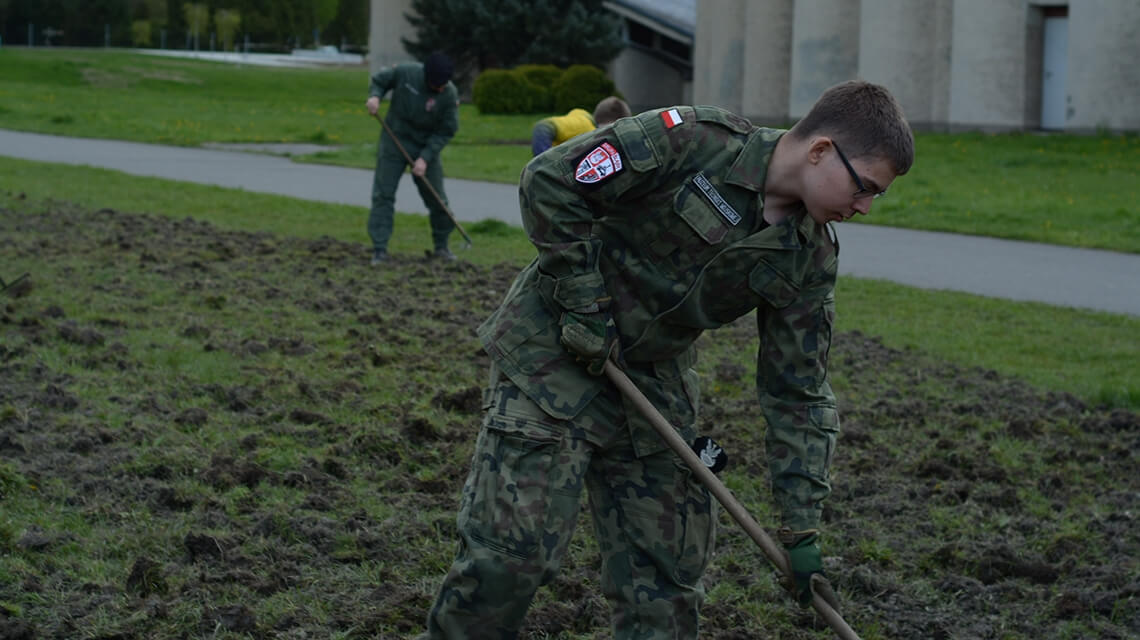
[553,272,608,311]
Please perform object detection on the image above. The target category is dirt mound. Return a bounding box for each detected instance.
[1,202,1137,639]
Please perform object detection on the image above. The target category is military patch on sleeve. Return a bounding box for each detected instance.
[662,108,683,128]
[693,172,742,226]
[575,142,624,184]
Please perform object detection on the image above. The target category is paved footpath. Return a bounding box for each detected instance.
[2,128,1137,316]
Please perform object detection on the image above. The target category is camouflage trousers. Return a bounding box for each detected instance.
[422,367,716,639]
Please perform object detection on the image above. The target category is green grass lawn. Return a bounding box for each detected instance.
[3,156,1137,410]
[1,47,1137,252]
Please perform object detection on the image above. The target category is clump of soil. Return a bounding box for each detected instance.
[1,202,1137,639]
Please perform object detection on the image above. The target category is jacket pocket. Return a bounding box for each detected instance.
[648,177,731,258]
[748,259,801,309]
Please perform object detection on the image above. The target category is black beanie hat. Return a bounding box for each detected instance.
[424,51,453,87]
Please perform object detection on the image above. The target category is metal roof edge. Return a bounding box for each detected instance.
[602,0,694,44]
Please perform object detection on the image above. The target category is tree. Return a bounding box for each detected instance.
[130,19,152,45]
[402,0,623,76]
[181,2,207,49]
[308,0,336,45]
[145,0,167,28]
[215,8,239,50]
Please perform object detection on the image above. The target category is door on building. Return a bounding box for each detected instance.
[1040,7,1068,130]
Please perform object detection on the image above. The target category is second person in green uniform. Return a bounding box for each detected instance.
[365,51,459,264]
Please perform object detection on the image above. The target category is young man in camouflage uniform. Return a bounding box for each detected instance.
[422,80,914,638]
[365,51,459,264]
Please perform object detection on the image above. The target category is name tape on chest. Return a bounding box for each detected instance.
[575,142,624,184]
[693,173,742,226]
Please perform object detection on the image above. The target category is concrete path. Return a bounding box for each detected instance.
[2,128,1137,317]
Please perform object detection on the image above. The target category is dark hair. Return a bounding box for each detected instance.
[790,80,914,175]
[424,51,454,87]
[593,96,631,125]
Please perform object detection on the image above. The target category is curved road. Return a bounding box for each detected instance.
[2,128,1137,316]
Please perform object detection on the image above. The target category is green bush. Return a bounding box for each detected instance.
[553,64,620,114]
[514,64,563,112]
[472,69,539,115]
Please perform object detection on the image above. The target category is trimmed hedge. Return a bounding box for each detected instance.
[472,64,622,115]
[553,65,619,114]
[514,64,562,112]
[471,69,539,114]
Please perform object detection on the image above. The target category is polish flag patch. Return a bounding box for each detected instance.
[662,108,683,128]
[575,142,623,184]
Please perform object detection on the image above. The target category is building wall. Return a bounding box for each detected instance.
[740,0,795,124]
[1066,0,1140,131]
[788,0,860,118]
[947,0,1033,131]
[609,48,691,113]
[368,0,415,73]
[693,0,748,114]
[858,0,953,130]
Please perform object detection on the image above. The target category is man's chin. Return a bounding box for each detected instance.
[806,208,843,225]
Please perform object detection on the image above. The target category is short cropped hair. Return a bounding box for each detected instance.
[593,96,631,126]
[789,80,914,176]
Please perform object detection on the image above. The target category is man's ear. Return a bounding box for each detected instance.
[806,137,833,165]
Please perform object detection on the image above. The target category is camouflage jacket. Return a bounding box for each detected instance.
[478,105,840,531]
[368,63,459,164]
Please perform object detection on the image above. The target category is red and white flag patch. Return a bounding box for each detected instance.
[662,108,683,128]
[575,142,623,184]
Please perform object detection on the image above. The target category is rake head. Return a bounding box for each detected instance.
[1,272,32,298]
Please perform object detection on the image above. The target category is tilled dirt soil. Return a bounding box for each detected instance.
[1,202,1138,639]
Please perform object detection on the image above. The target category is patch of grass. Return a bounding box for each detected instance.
[837,277,1140,409]
[869,132,1140,252]
[2,196,1137,638]
[3,48,1138,252]
[2,155,1136,409]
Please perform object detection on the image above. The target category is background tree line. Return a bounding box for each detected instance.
[0,0,368,51]
[402,0,623,80]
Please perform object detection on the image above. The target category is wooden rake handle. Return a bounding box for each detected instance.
[602,360,861,640]
[372,113,473,248]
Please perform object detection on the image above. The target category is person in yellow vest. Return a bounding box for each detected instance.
[531,96,631,156]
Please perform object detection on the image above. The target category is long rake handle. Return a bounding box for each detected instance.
[373,113,473,248]
[602,360,861,640]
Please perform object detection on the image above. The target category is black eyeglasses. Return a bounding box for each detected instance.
[833,142,887,199]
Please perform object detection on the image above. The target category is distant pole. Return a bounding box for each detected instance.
[104,24,110,48]
[28,23,34,47]
[161,29,166,49]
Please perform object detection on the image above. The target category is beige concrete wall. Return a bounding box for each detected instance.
[947,0,1033,130]
[788,0,860,118]
[609,49,691,113]
[368,0,415,73]
[741,0,795,124]
[859,0,953,130]
[693,0,747,113]
[1066,0,1140,131]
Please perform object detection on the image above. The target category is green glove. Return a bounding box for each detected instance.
[559,311,618,376]
[781,528,840,612]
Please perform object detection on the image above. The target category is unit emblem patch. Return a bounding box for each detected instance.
[575,142,623,184]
